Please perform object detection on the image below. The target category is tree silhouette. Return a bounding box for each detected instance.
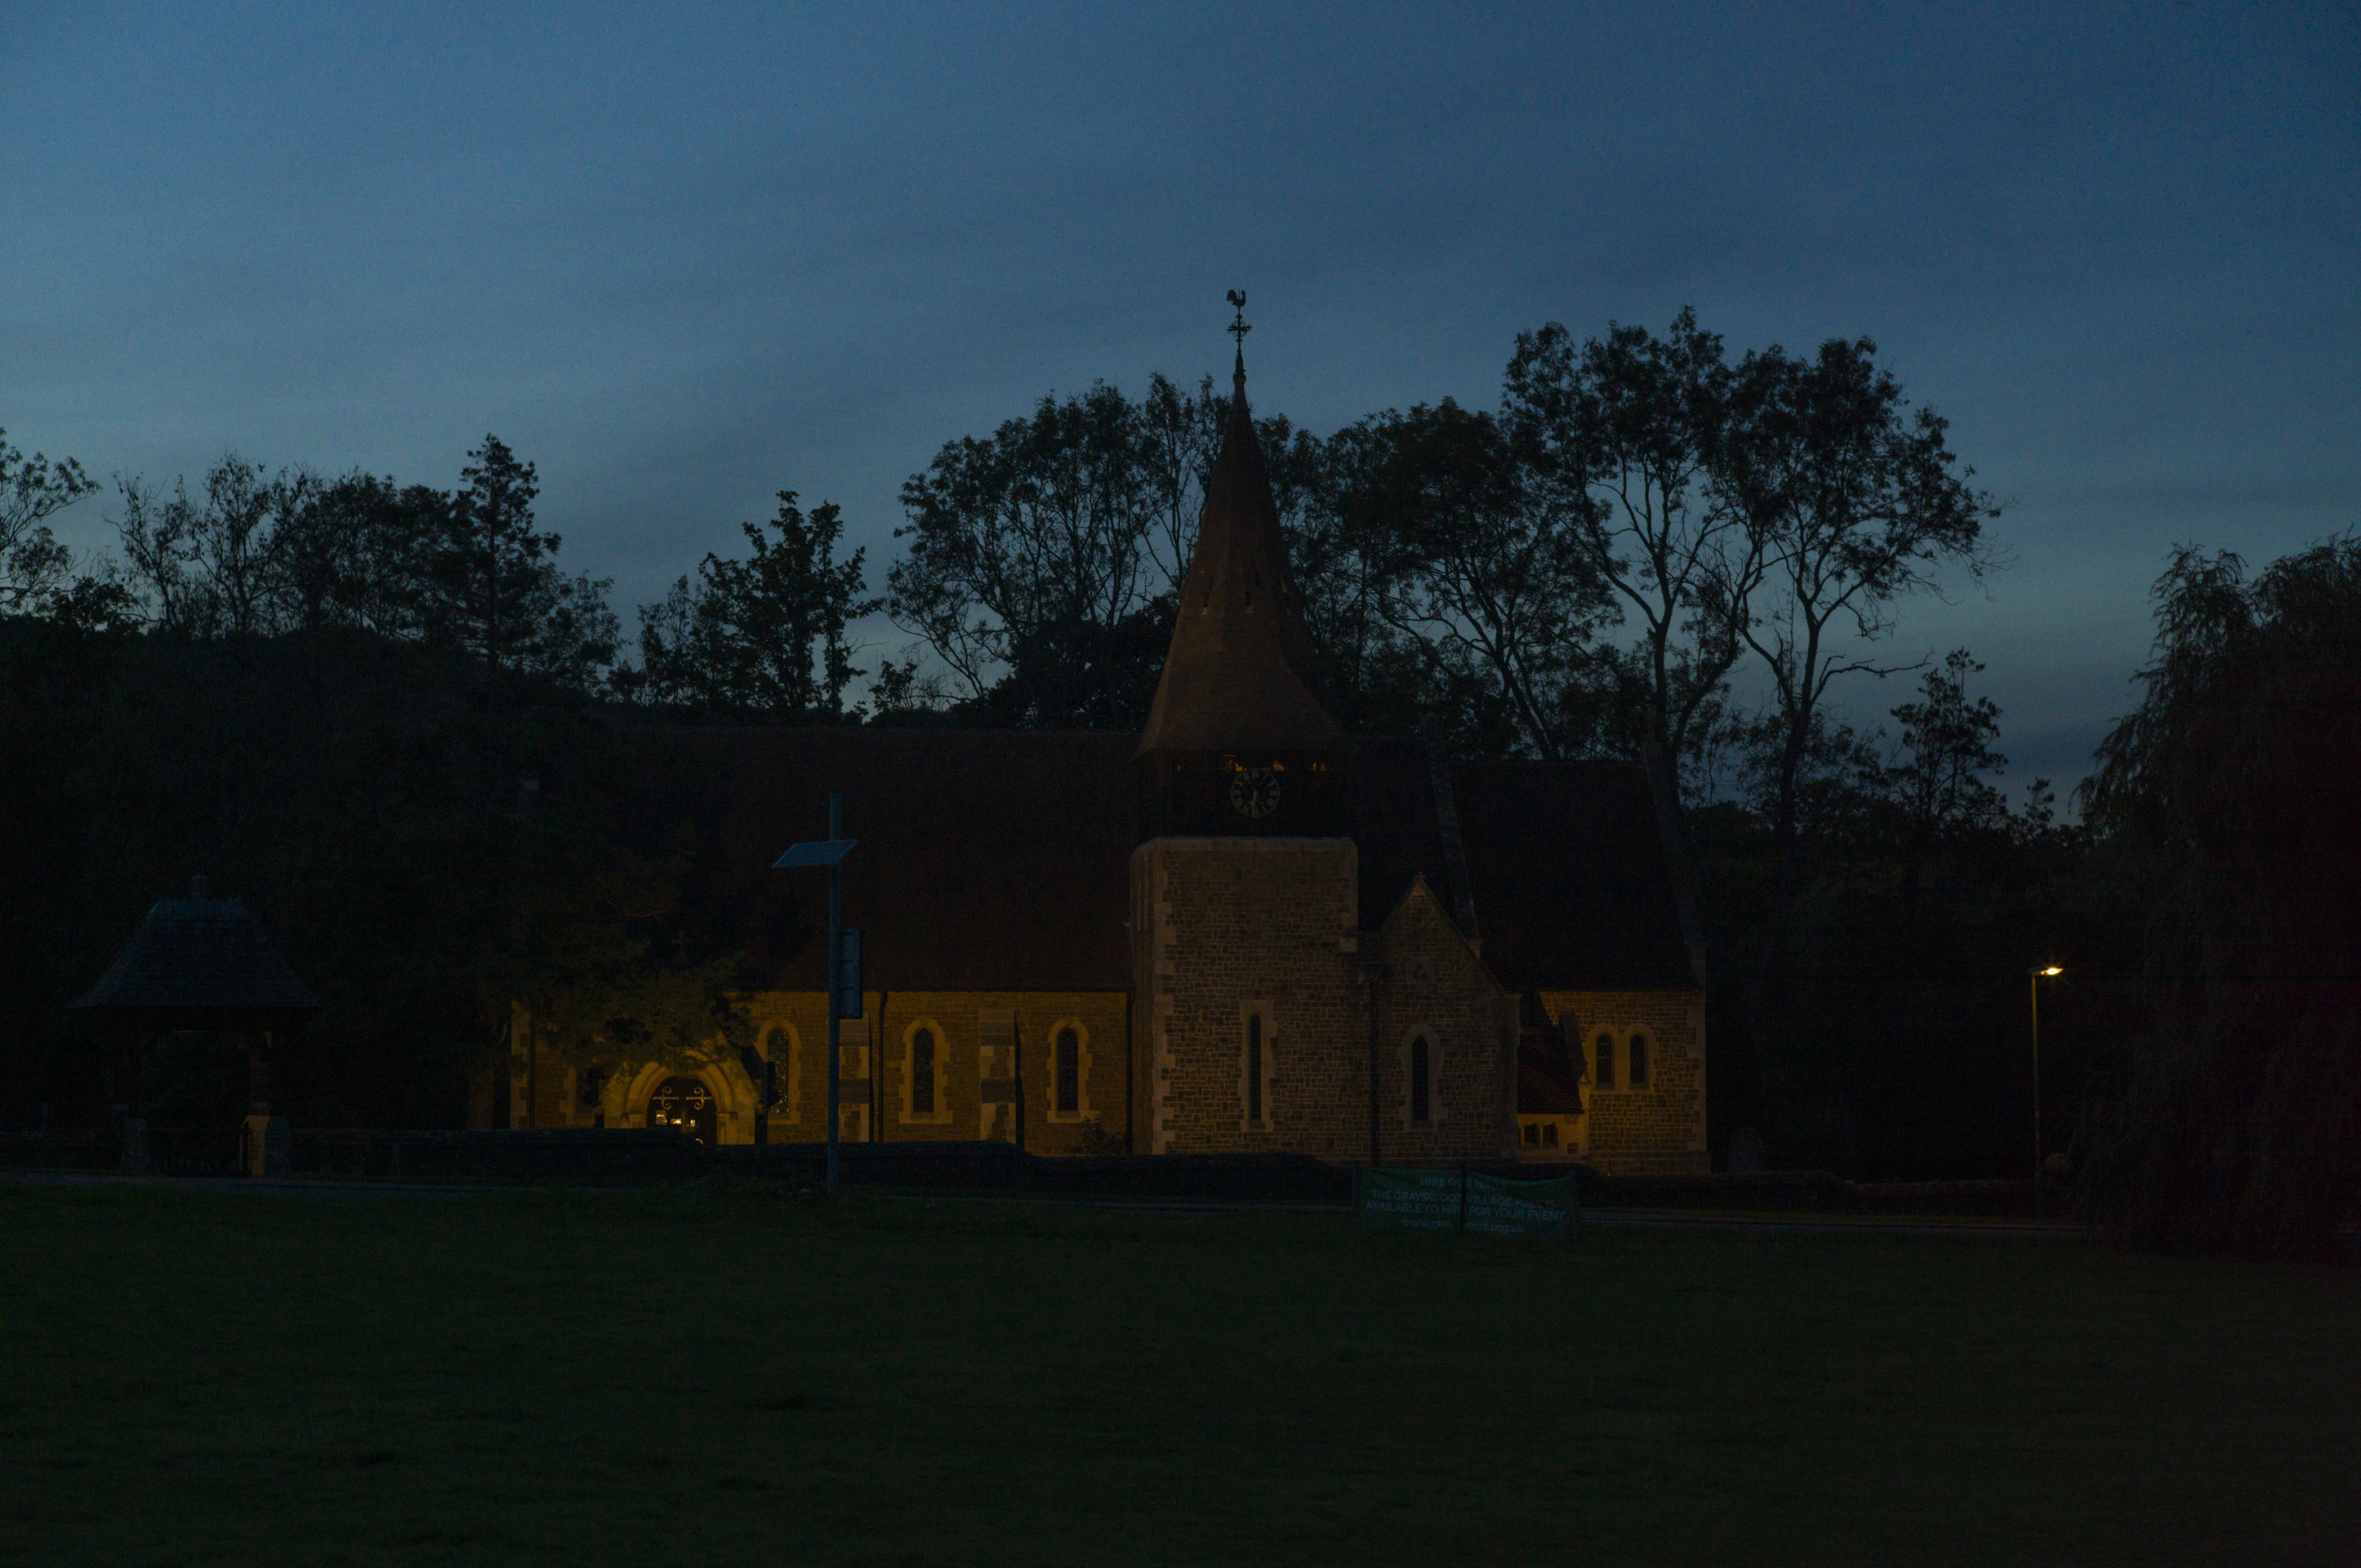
[2078,536,2361,1253]
[429,435,617,694]
[630,491,881,721]
[0,429,98,619]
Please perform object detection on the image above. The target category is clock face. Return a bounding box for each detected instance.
[1229,767,1281,819]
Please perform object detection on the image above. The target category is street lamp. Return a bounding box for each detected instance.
[2029,965,2062,1218]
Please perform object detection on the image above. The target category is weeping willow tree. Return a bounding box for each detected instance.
[2077,535,2361,1254]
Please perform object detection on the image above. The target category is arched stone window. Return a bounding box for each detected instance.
[1628,1031,1650,1088]
[1397,1028,1441,1129]
[1594,1032,1616,1089]
[911,1027,938,1116]
[901,1018,951,1125]
[1410,1034,1433,1125]
[1055,1027,1080,1116]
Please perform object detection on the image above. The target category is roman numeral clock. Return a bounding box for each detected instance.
[1229,764,1281,819]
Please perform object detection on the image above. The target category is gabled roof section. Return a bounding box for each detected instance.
[72,879,323,1018]
[647,726,1140,992]
[1452,760,1696,991]
[635,725,1693,996]
[1134,353,1348,758]
[1348,739,1695,991]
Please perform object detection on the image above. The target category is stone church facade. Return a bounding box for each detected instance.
[502,350,1708,1174]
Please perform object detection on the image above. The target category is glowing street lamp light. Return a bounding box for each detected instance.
[2029,965,2063,1218]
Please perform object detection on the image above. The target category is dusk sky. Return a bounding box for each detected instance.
[7,2,2354,795]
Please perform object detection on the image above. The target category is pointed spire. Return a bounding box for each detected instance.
[1135,301,1348,760]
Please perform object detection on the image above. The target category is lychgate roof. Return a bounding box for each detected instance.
[71,878,323,1021]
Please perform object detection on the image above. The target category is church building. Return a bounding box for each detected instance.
[506,343,1708,1174]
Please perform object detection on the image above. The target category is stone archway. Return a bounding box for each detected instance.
[645,1075,717,1147]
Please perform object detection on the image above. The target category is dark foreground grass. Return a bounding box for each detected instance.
[2,1183,2354,1567]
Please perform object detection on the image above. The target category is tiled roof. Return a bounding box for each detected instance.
[1450,758,1696,991]
[655,724,1695,998]
[71,880,323,1018]
[1134,360,1349,759]
[1350,738,1696,991]
[657,727,1141,993]
[1518,1058,1586,1116]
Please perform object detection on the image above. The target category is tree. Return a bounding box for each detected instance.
[2076,537,2361,1253]
[2,430,100,620]
[111,456,445,641]
[1882,649,2008,844]
[429,435,617,693]
[1134,372,1232,590]
[274,472,448,639]
[114,456,317,637]
[1318,399,1617,758]
[631,491,881,721]
[1503,310,1763,787]
[889,383,1178,727]
[112,473,215,635]
[1726,336,1998,938]
[494,806,753,1119]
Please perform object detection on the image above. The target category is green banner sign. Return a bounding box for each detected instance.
[1354,1166,1577,1241]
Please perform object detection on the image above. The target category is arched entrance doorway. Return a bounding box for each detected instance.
[646,1075,716,1146]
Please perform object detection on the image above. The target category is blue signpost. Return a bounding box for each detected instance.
[774,792,861,1195]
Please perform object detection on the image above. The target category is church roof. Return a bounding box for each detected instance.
[654,726,1694,997]
[71,878,324,1020]
[1134,354,1349,759]
[657,727,1140,993]
[1352,740,1695,992]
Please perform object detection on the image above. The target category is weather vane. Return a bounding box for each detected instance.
[1226,288,1251,351]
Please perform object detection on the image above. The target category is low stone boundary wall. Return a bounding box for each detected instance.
[0,1130,108,1172]
[4,1122,2047,1214]
[716,1142,1362,1203]
[289,1127,706,1184]
[714,1143,1590,1204]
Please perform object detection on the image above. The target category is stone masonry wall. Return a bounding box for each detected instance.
[1133,842,1516,1162]
[542,991,1127,1150]
[1369,879,1519,1164]
[1134,838,1367,1158]
[740,990,1131,1154]
[1540,987,1707,1174]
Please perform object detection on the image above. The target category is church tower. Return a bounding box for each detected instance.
[1134,317,1352,836]
[1128,299,1368,1156]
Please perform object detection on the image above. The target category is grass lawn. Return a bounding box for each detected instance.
[2,1182,2354,1567]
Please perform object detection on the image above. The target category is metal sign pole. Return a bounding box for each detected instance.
[826,791,842,1197]
[772,804,859,1199]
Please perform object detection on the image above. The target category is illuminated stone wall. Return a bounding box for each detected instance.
[1367,877,1519,1165]
[500,884,1697,1173]
[1539,987,1708,1174]
[734,990,1130,1152]
[1132,840,1515,1161]
[1132,836,1367,1157]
